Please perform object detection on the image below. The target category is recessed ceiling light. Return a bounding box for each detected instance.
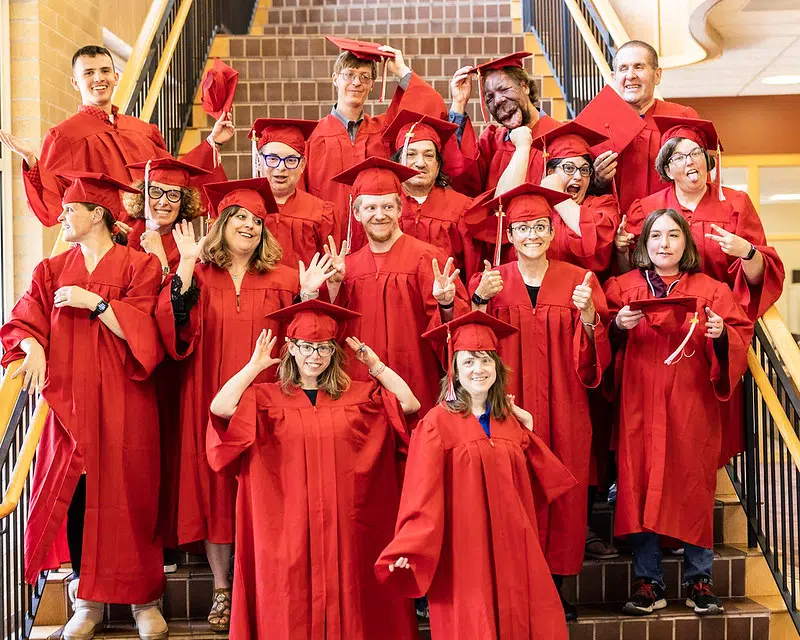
[768,194,800,202]
[761,75,800,85]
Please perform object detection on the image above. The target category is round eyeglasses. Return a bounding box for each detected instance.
[339,70,374,85]
[148,185,182,203]
[510,223,552,237]
[668,147,705,166]
[557,162,592,177]
[262,153,303,170]
[293,341,334,357]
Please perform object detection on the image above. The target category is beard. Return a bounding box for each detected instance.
[364,220,399,244]
[491,99,532,129]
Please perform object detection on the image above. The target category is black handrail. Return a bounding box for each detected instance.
[523,0,617,118]
[0,392,47,640]
[728,321,800,634]
[126,0,260,154]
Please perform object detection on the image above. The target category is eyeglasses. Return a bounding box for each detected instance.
[668,147,705,166]
[148,185,182,203]
[293,341,334,358]
[262,153,303,170]
[510,223,552,237]
[557,162,592,177]
[339,70,374,84]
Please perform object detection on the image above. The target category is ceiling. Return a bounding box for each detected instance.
[659,0,800,98]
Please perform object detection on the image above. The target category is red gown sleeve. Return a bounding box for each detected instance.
[566,194,620,272]
[108,253,165,380]
[377,72,447,127]
[624,198,647,237]
[23,131,73,227]
[0,261,53,366]
[320,200,340,248]
[207,385,258,474]
[374,416,446,597]
[441,121,487,197]
[573,273,612,388]
[522,427,578,506]
[373,383,411,459]
[704,284,753,402]
[155,273,202,360]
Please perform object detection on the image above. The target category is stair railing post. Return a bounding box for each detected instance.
[744,370,758,549]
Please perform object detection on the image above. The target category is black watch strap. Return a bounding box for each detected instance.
[90,299,109,320]
[471,292,490,306]
[743,243,757,261]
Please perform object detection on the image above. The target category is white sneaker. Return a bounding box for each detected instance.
[131,600,169,640]
[163,563,178,574]
[62,582,104,640]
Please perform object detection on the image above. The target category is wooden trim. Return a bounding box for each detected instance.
[140,0,194,123]
[562,0,613,83]
[759,308,800,394]
[0,0,13,320]
[723,154,800,167]
[581,0,630,48]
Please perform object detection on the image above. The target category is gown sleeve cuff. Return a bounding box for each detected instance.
[170,274,200,326]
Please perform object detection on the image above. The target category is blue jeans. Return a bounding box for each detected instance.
[628,532,714,589]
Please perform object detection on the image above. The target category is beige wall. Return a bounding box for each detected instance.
[101,0,152,48]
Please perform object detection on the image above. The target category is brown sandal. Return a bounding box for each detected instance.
[208,588,232,632]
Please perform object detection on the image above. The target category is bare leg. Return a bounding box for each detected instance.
[204,540,233,589]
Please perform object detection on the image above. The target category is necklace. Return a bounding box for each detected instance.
[229,266,247,280]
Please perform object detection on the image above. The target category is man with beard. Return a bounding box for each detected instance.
[593,41,699,213]
[326,157,470,420]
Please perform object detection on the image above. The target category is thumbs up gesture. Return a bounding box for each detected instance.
[572,271,597,324]
[473,260,504,305]
[704,306,726,339]
[615,215,635,252]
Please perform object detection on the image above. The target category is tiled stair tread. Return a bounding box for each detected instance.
[30,621,225,639]
[575,597,770,620]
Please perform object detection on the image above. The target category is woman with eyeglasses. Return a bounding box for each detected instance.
[467,184,611,622]
[208,301,421,640]
[155,178,338,632]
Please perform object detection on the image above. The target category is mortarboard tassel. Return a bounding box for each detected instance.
[144,159,152,221]
[716,143,726,202]
[401,122,420,165]
[477,69,489,123]
[493,203,505,267]
[379,59,389,102]
[346,193,353,255]
[251,129,260,179]
[444,326,457,402]
[664,312,699,366]
[541,140,549,182]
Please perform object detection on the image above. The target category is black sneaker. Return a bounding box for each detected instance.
[560,591,577,622]
[623,578,667,616]
[686,578,724,615]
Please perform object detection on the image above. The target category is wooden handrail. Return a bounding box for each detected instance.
[562,0,613,83]
[0,360,23,445]
[139,0,195,122]
[579,0,630,48]
[760,306,800,392]
[114,0,173,112]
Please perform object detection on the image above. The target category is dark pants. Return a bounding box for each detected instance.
[67,475,87,578]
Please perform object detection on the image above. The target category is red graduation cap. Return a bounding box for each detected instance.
[575,85,646,157]
[422,310,517,401]
[265,299,361,343]
[249,118,318,177]
[331,157,420,252]
[464,183,570,265]
[382,108,459,160]
[628,296,701,365]
[201,58,239,119]
[467,51,532,122]
[57,171,140,220]
[202,178,278,221]
[653,115,725,201]
[126,158,211,188]
[530,120,609,180]
[326,35,394,101]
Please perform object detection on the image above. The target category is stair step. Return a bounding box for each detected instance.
[268,0,504,8]
[267,1,508,23]
[258,20,515,35]
[30,621,223,639]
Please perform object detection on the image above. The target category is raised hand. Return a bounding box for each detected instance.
[54,285,100,311]
[432,257,460,306]
[704,223,752,259]
[345,337,381,370]
[323,236,347,284]
[615,305,644,330]
[509,125,532,149]
[140,229,167,262]
[11,339,46,396]
[113,221,133,237]
[450,65,473,112]
[474,260,503,303]
[572,272,596,323]
[299,252,337,295]
[0,130,37,166]
[247,329,280,373]
[387,557,412,573]
[378,45,411,79]
[704,306,725,340]
[593,150,618,186]
[209,111,235,146]
[540,171,568,193]
[615,215,635,252]
[507,394,533,432]
[172,220,206,263]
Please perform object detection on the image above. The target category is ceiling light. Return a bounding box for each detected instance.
[768,194,800,202]
[761,75,800,85]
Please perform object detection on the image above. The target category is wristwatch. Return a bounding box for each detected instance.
[89,299,109,320]
[472,292,490,306]
[162,265,170,276]
[743,243,757,261]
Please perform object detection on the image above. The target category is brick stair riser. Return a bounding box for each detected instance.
[268,3,512,24]
[260,20,514,35]
[269,0,503,8]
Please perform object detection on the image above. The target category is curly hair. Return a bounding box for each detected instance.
[122,180,204,223]
[439,350,512,420]
[200,205,282,274]
[277,340,351,400]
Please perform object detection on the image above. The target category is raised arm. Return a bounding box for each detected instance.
[346,337,421,414]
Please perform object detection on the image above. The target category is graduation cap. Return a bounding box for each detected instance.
[467,51,532,123]
[266,299,361,342]
[422,310,517,401]
[331,157,419,253]
[202,178,278,221]
[127,158,211,221]
[654,115,726,201]
[201,58,239,120]
[326,35,395,101]
[57,171,140,221]
[382,109,459,163]
[628,296,700,365]
[530,120,609,180]
[575,85,646,157]
[463,183,570,266]
[249,118,318,177]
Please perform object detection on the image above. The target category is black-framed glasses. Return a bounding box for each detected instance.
[510,223,552,237]
[293,341,334,357]
[262,153,303,170]
[557,162,592,177]
[668,147,705,166]
[148,185,182,203]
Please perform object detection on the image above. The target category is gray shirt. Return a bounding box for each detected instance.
[331,72,413,142]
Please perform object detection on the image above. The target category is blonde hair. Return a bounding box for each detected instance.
[200,205,282,274]
[439,351,512,419]
[333,51,377,79]
[277,340,351,400]
[122,180,204,222]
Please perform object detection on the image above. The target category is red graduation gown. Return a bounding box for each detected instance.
[155,263,299,545]
[207,381,418,640]
[604,270,753,548]
[23,113,219,227]
[337,234,469,419]
[305,73,447,240]
[267,189,338,269]
[442,114,561,197]
[375,404,575,640]
[614,99,699,214]
[0,245,165,603]
[470,260,611,575]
